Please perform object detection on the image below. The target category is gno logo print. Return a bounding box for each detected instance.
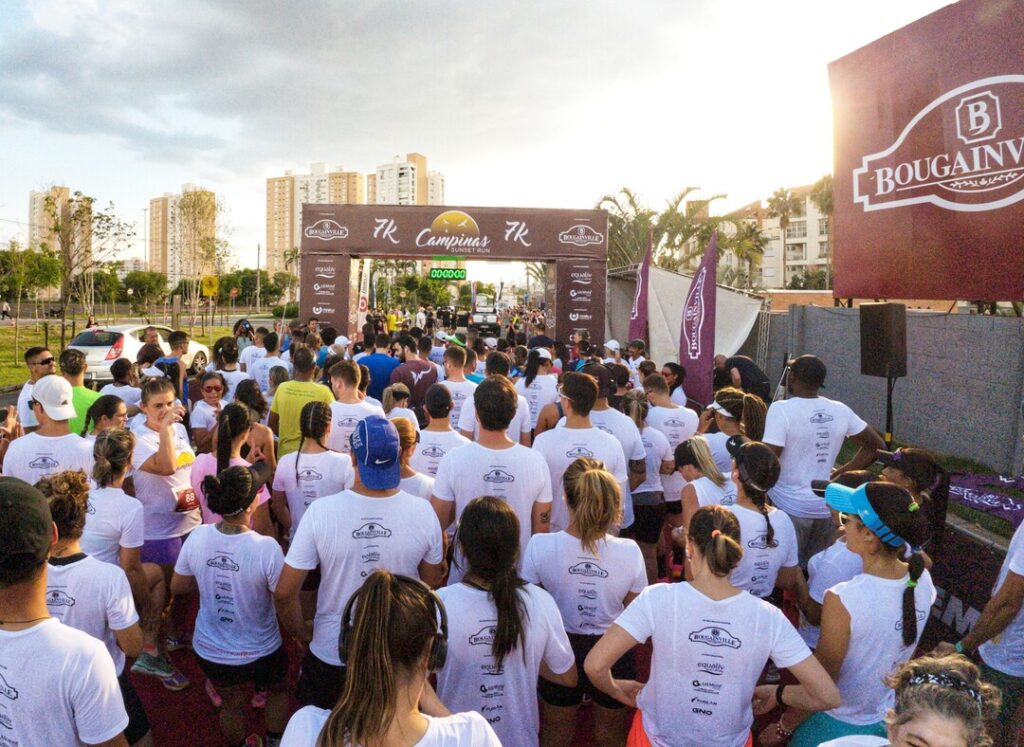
[854,75,1024,212]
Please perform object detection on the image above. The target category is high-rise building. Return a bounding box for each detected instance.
[149,183,217,287]
[28,185,74,251]
[265,162,367,275]
[374,153,445,206]
[366,173,377,205]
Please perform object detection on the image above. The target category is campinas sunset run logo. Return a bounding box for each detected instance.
[415,210,491,252]
[854,75,1024,212]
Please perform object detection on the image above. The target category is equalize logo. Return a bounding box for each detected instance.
[854,75,1024,212]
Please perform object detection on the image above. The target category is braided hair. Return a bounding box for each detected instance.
[732,441,781,548]
[295,401,331,486]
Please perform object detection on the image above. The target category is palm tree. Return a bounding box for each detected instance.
[766,187,805,275]
[730,222,768,290]
[809,174,834,287]
[598,187,659,269]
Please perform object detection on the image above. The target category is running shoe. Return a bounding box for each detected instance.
[163,634,191,652]
[131,653,191,691]
[205,679,223,708]
[250,689,268,709]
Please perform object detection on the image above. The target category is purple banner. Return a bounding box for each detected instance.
[628,228,652,344]
[679,232,717,407]
[950,473,1024,528]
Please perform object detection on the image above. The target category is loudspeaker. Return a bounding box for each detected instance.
[860,303,907,378]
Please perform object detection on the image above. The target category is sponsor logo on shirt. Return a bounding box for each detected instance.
[747,534,770,550]
[691,679,723,694]
[565,446,594,459]
[469,625,497,646]
[298,468,323,481]
[421,445,446,458]
[410,370,431,386]
[664,418,687,428]
[28,456,59,470]
[479,683,505,699]
[352,522,392,539]
[219,616,235,623]
[0,709,13,728]
[809,411,834,424]
[691,696,718,707]
[206,555,240,572]
[480,662,505,676]
[569,561,609,578]
[692,707,714,716]
[337,417,361,427]
[86,500,96,515]
[0,673,18,700]
[46,590,75,607]
[577,604,597,618]
[596,425,613,435]
[361,549,381,563]
[754,560,770,571]
[697,660,725,676]
[688,627,742,649]
[215,594,234,602]
[482,468,515,484]
[215,582,231,591]
[578,587,598,600]
[895,608,929,631]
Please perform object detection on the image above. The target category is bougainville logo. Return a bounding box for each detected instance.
[688,626,742,649]
[304,219,349,240]
[853,75,1024,212]
[682,267,707,361]
[558,224,604,247]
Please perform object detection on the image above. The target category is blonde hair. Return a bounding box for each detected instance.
[382,383,410,415]
[563,457,621,554]
[391,417,417,469]
[685,435,727,488]
[623,389,650,431]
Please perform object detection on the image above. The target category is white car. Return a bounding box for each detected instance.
[68,324,210,383]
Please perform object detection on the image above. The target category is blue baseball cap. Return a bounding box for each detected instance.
[350,415,401,490]
[822,482,906,548]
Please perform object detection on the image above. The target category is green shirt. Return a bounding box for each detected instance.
[270,379,335,457]
[70,385,102,436]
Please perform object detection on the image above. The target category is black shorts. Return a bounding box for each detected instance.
[296,649,348,709]
[118,671,151,744]
[538,633,635,710]
[196,646,288,689]
[665,500,682,515]
[622,504,667,545]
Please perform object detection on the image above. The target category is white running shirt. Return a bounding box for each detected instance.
[272,449,355,540]
[281,707,502,747]
[81,486,145,566]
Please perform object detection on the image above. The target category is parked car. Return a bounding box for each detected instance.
[67,324,210,383]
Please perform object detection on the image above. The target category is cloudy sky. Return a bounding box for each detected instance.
[0,0,951,278]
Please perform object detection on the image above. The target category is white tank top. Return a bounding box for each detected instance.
[691,475,730,507]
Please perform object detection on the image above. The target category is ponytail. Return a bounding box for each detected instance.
[750,490,778,549]
[295,401,331,487]
[382,383,409,415]
[80,394,124,437]
[457,496,526,667]
[740,393,766,441]
[564,458,621,554]
[524,349,543,388]
[687,505,743,577]
[902,552,926,647]
[92,427,135,487]
[216,403,256,473]
[622,389,649,431]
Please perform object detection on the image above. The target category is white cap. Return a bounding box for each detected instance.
[435,331,449,341]
[707,400,736,419]
[534,347,553,361]
[31,375,76,422]
[604,339,621,352]
[335,335,350,348]
[484,337,498,349]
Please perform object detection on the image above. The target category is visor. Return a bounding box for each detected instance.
[822,483,906,548]
[707,401,736,419]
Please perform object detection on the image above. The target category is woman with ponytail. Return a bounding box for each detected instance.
[623,390,675,583]
[721,438,803,601]
[271,401,352,541]
[587,504,839,747]
[523,458,647,746]
[699,386,767,476]
[675,436,732,562]
[190,403,273,535]
[281,570,500,747]
[437,496,577,747]
[392,417,435,499]
[171,465,288,747]
[514,346,558,430]
[234,379,278,471]
[778,482,935,747]
[382,383,419,431]
[81,394,129,440]
[878,447,949,547]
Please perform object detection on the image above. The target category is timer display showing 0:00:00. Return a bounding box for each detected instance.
[429,268,468,280]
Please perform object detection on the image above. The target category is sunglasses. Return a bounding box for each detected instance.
[33,357,55,366]
[839,513,863,528]
[202,386,223,394]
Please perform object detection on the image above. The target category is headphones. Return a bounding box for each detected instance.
[339,574,449,673]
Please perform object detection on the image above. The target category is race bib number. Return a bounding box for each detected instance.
[175,487,199,513]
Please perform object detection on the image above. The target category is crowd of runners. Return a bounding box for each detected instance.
[0,308,1020,747]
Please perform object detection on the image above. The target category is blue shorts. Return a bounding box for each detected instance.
[140,536,183,565]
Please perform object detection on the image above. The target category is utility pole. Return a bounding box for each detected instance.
[255,243,261,314]
[142,207,148,269]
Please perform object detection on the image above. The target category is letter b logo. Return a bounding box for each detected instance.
[956,91,1002,144]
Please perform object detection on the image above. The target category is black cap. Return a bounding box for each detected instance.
[0,477,52,570]
[789,355,827,388]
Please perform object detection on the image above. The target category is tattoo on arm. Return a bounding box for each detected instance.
[629,459,646,474]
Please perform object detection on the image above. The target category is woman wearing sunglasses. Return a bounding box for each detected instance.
[191,372,227,454]
[768,481,936,747]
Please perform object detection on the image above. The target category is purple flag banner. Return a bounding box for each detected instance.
[679,232,717,407]
[950,473,1024,528]
[628,228,653,344]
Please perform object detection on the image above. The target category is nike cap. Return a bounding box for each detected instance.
[32,374,76,422]
[350,415,401,491]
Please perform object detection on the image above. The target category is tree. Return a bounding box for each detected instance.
[766,187,805,274]
[810,174,834,286]
[0,240,61,362]
[172,189,229,332]
[41,190,135,346]
[91,266,121,323]
[122,271,168,319]
[729,222,769,290]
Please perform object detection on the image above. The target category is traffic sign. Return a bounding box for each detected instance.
[230,287,238,299]
[201,276,219,297]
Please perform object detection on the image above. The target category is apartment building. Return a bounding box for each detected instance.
[148,183,217,287]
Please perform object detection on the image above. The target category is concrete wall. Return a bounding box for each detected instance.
[755,307,1024,474]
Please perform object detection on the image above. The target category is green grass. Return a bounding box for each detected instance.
[0,320,237,387]
[836,439,1016,539]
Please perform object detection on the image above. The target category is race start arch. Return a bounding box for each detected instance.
[299,204,608,342]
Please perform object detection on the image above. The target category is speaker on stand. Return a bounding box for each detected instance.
[859,303,907,449]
